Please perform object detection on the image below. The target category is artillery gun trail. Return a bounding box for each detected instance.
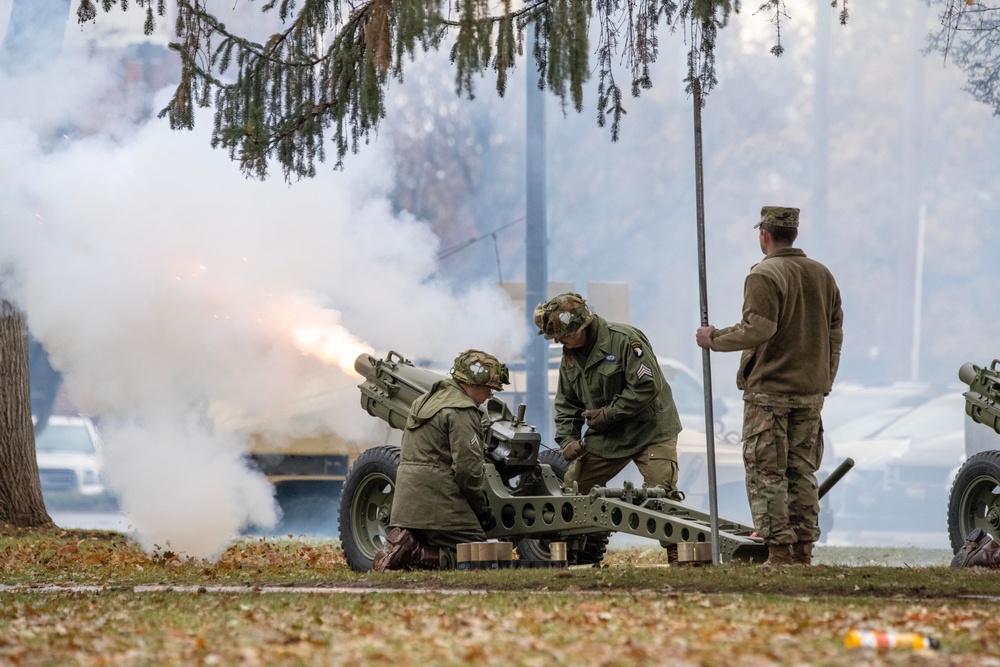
[337,351,771,572]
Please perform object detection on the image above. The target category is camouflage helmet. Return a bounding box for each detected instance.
[533,293,595,340]
[450,349,509,390]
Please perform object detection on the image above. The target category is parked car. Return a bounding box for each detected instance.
[821,382,937,431]
[35,415,106,497]
[824,392,965,533]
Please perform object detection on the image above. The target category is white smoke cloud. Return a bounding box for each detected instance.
[0,38,524,558]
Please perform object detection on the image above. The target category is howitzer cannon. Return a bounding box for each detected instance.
[337,351,770,572]
[948,360,1000,551]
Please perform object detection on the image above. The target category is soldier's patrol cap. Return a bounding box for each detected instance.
[754,206,800,229]
[533,293,595,340]
[450,349,509,390]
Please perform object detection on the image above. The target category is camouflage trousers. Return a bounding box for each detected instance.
[742,400,824,545]
[565,438,682,498]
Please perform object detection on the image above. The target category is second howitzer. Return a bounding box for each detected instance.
[338,351,772,571]
[960,360,1000,435]
[947,360,1000,552]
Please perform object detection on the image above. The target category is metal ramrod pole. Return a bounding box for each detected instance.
[692,77,721,564]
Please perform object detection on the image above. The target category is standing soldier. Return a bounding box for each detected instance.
[373,349,508,571]
[533,293,684,499]
[696,206,843,566]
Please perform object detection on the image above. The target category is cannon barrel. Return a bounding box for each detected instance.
[959,360,1000,435]
[355,351,543,476]
[355,351,447,430]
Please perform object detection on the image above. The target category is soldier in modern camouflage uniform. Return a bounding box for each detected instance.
[534,293,684,498]
[372,349,508,572]
[696,206,844,566]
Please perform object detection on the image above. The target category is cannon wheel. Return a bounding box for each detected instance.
[516,449,610,566]
[947,450,1000,553]
[338,445,400,572]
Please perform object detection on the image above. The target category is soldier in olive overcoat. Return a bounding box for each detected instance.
[373,349,508,571]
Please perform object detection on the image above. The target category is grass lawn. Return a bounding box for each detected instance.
[1,527,998,665]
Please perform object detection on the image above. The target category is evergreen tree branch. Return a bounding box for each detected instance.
[81,0,840,179]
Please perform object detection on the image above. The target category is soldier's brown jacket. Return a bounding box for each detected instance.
[708,247,844,402]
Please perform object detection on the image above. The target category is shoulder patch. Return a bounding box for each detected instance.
[631,342,644,358]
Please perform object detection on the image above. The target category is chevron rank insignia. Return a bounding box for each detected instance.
[636,363,653,380]
[631,342,644,358]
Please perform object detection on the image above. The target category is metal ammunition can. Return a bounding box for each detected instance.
[677,542,712,565]
[480,542,499,570]
[550,541,568,568]
[456,543,473,571]
[495,541,514,568]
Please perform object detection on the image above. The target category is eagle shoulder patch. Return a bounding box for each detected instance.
[631,342,644,358]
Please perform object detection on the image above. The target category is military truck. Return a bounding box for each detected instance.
[233,385,390,535]
[949,360,1000,551]
[246,430,370,535]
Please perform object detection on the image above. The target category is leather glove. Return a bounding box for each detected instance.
[581,407,609,434]
[476,505,497,533]
[561,439,584,461]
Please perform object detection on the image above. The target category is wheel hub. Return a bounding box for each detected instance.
[987,505,1000,531]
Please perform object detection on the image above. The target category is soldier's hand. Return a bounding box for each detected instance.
[696,325,716,349]
[581,407,609,434]
[476,506,497,533]
[561,439,584,461]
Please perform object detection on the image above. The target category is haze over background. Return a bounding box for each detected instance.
[0,1,525,557]
[2,1,997,554]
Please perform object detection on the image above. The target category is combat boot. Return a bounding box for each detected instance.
[791,541,814,565]
[410,546,443,570]
[966,534,1000,569]
[951,527,988,568]
[762,543,794,567]
[372,527,421,572]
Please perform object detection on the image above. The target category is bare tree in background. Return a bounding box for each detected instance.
[930,0,1000,118]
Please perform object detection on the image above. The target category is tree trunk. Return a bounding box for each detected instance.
[0,299,53,528]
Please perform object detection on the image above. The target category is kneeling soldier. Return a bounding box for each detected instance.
[373,349,508,571]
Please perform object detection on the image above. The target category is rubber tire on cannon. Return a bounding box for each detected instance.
[338,445,400,572]
[947,450,1000,553]
[515,449,610,566]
